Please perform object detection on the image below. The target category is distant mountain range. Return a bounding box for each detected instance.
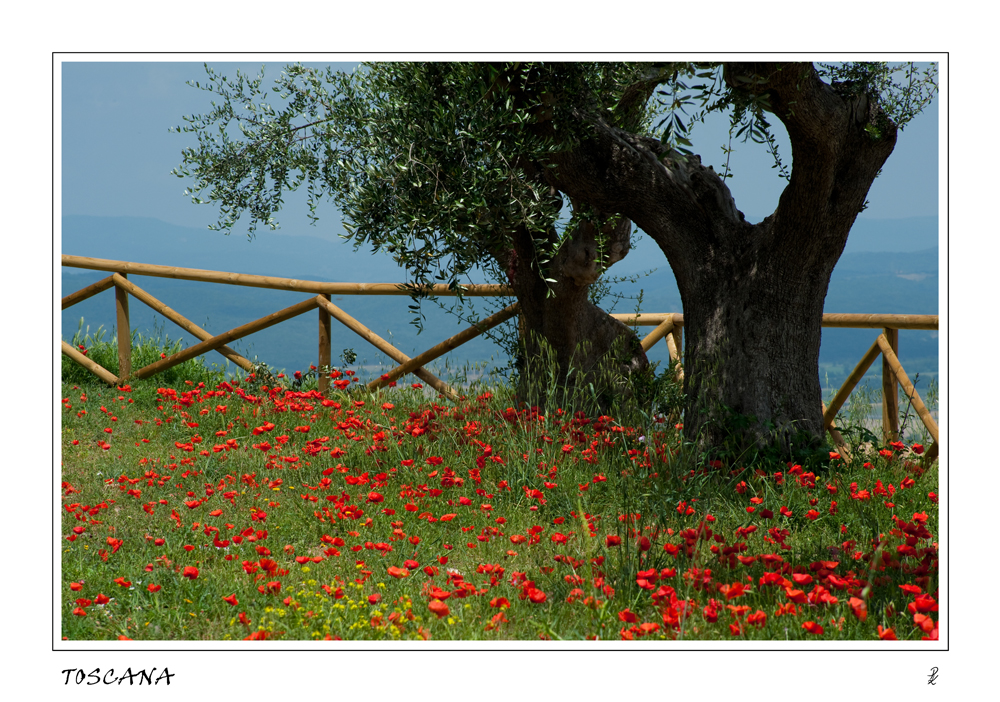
[60,215,940,391]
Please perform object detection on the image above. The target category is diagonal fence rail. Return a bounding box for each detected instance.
[62,255,939,462]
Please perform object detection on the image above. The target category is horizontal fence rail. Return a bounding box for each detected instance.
[62,255,939,463]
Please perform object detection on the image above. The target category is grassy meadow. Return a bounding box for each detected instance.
[60,328,939,642]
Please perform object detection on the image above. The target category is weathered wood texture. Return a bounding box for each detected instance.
[315,296,459,401]
[61,341,118,385]
[63,255,510,296]
[111,274,254,372]
[368,303,520,390]
[131,297,320,380]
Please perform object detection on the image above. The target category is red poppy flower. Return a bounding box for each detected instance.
[70,582,83,591]
[618,609,638,623]
[223,593,239,606]
[182,566,199,580]
[113,577,132,588]
[913,613,936,633]
[387,566,410,579]
[605,535,622,547]
[848,597,867,621]
[802,621,824,635]
[95,593,110,605]
[877,625,897,640]
[147,583,161,593]
[526,588,547,603]
[366,491,384,503]
[72,607,87,617]
[368,593,381,605]
[784,587,807,604]
[428,599,450,618]
[720,582,748,600]
[490,597,510,609]
[259,581,282,595]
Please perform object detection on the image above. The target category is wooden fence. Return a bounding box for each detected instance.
[61,255,939,462]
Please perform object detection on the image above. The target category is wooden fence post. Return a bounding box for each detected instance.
[318,294,331,394]
[882,327,899,443]
[115,273,131,381]
[671,315,684,382]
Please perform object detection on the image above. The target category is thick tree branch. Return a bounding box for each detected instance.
[725,62,898,252]
[545,110,744,269]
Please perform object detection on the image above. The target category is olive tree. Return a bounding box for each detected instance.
[173,60,936,451]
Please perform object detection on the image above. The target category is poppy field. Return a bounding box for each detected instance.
[60,351,940,642]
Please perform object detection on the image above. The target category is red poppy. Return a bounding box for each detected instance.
[428,599,450,618]
[222,593,239,606]
[95,593,110,605]
[913,613,936,633]
[720,582,748,600]
[605,535,621,547]
[526,588,547,603]
[366,491,384,503]
[368,593,381,605]
[387,566,410,579]
[147,583,162,593]
[618,609,638,623]
[72,607,87,617]
[848,597,867,621]
[490,597,510,609]
[182,566,199,580]
[259,581,282,595]
[877,625,898,640]
[802,621,824,635]
[70,582,83,591]
[784,587,807,604]
[113,577,132,588]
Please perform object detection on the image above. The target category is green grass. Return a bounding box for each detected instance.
[60,332,939,642]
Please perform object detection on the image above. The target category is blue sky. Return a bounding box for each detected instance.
[61,60,939,245]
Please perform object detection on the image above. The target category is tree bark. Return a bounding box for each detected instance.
[501,215,651,412]
[544,62,899,450]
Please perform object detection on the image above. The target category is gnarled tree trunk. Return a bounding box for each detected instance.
[546,62,899,450]
[500,214,651,411]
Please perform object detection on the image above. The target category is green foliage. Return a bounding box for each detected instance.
[172,63,657,324]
